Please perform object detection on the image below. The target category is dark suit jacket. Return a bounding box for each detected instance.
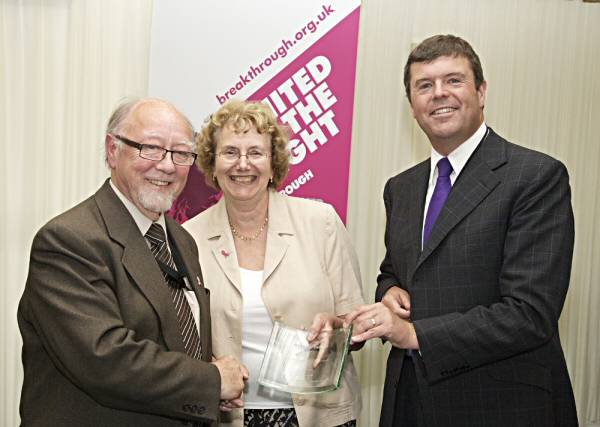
[18,180,220,426]
[376,129,578,427]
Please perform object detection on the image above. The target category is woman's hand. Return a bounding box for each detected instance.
[307,312,344,340]
[307,313,345,367]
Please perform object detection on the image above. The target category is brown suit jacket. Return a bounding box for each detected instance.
[376,129,578,426]
[18,180,220,426]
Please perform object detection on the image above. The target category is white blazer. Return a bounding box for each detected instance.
[184,190,364,427]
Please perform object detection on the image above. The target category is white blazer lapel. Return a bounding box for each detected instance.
[209,234,242,293]
[205,198,242,292]
[263,191,293,284]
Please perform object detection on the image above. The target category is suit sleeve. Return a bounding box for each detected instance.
[19,222,221,422]
[414,159,575,383]
[323,204,365,315]
[376,178,403,302]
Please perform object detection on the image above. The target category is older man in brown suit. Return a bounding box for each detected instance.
[18,98,246,426]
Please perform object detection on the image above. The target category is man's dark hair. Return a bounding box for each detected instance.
[403,34,485,100]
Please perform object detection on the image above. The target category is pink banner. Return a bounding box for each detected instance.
[169,5,360,224]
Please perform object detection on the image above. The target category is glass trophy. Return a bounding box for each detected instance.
[258,321,352,394]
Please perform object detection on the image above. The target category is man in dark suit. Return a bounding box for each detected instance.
[18,98,247,426]
[346,35,578,426]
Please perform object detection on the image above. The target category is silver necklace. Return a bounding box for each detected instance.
[230,216,268,241]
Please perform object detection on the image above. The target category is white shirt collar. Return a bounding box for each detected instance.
[428,122,488,186]
[109,179,167,236]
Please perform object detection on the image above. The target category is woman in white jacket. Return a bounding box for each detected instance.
[184,100,364,427]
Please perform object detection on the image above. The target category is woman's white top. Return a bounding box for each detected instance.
[239,267,293,409]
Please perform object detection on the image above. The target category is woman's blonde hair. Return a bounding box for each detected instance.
[196,99,290,189]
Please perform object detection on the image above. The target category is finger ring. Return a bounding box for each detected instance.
[370,317,376,327]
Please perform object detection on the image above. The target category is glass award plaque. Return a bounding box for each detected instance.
[258,321,352,394]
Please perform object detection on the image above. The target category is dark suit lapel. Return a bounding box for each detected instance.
[166,218,212,361]
[405,162,430,270]
[94,180,187,354]
[415,130,507,271]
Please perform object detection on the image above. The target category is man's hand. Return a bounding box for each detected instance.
[218,398,244,413]
[344,303,419,350]
[211,356,248,402]
[382,286,411,319]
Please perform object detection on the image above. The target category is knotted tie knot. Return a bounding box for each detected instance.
[146,222,167,248]
[437,157,453,178]
[146,223,179,283]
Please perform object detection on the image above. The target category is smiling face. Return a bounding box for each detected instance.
[106,100,194,221]
[214,125,273,206]
[409,55,486,155]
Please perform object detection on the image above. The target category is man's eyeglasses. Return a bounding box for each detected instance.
[217,147,270,163]
[112,134,197,166]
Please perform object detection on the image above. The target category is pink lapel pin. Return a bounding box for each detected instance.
[221,249,230,257]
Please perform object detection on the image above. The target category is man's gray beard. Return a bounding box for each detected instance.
[138,189,177,214]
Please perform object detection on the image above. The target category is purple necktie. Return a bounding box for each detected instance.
[423,157,453,244]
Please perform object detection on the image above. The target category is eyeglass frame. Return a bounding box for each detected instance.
[216,147,271,163]
[111,134,198,166]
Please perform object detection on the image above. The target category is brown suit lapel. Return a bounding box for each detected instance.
[94,180,187,354]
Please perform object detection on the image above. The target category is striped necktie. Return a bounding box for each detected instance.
[146,223,201,359]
